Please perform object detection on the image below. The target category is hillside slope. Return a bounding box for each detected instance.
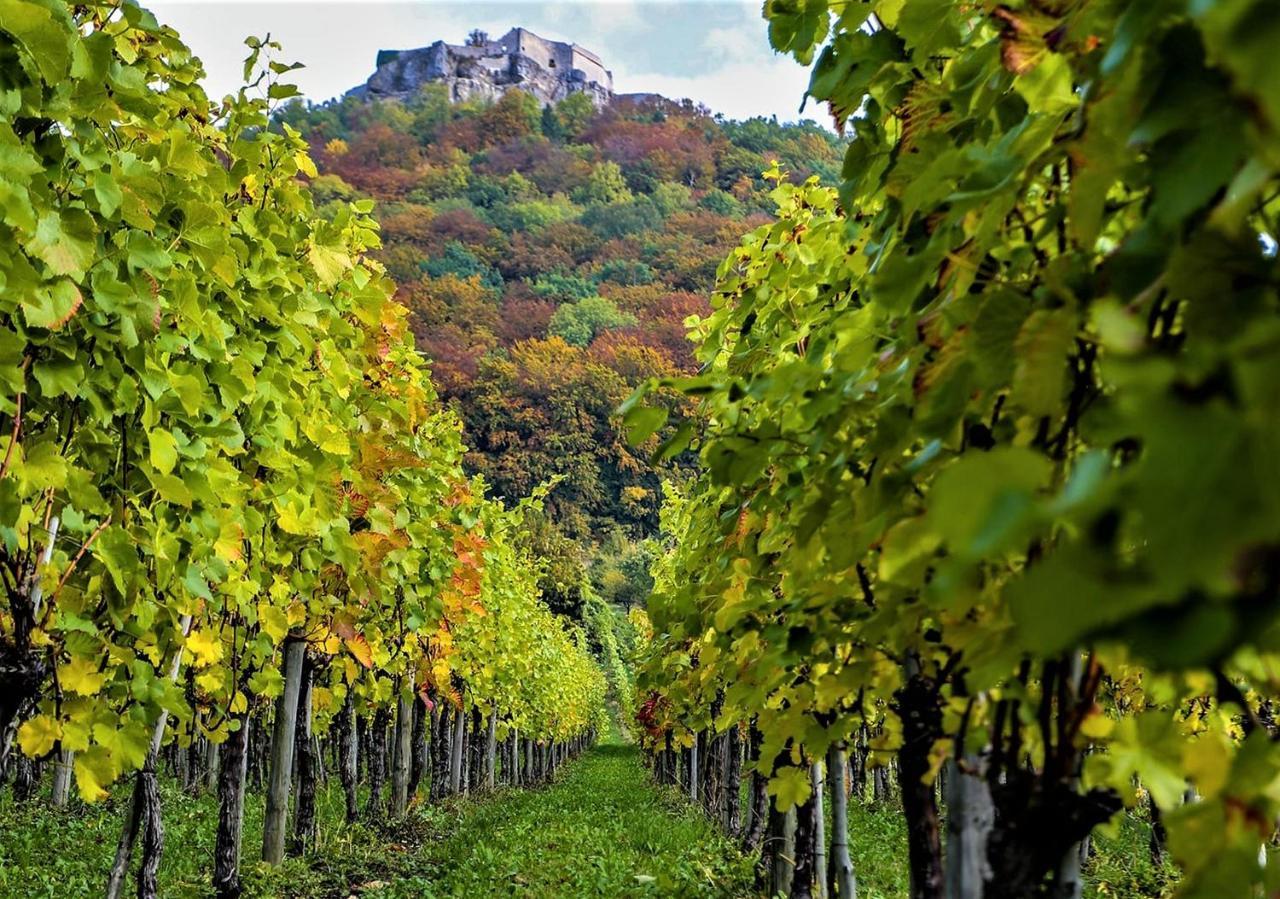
[279,83,844,611]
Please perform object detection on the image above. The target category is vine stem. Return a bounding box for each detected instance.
[46,514,113,607]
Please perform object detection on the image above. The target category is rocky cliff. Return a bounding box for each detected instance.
[349,27,614,109]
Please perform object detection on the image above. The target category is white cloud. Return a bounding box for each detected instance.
[539,0,651,43]
[704,22,759,62]
[613,56,821,124]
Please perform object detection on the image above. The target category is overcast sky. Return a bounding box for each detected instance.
[145,1,826,124]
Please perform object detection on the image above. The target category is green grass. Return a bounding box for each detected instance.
[0,750,1176,899]
[381,744,756,898]
[831,795,1175,899]
[1085,814,1178,899]
[0,745,756,898]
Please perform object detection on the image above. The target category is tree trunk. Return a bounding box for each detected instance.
[484,710,498,791]
[1051,655,1089,899]
[51,746,73,807]
[105,614,192,899]
[944,756,993,899]
[205,739,220,794]
[509,729,520,787]
[763,799,797,896]
[743,726,769,854]
[873,765,891,804]
[852,728,868,802]
[982,657,1123,899]
[409,696,427,798]
[792,778,819,899]
[289,659,317,856]
[813,759,829,899]
[185,734,201,795]
[391,691,413,816]
[12,753,40,800]
[262,638,305,864]
[827,743,857,898]
[248,720,267,791]
[689,736,699,803]
[449,705,464,794]
[365,707,389,819]
[135,760,164,899]
[724,724,742,837]
[339,695,359,823]
[697,729,710,814]
[467,707,483,792]
[213,711,250,899]
[429,702,448,801]
[896,662,944,899]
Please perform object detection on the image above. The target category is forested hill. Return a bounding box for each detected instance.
[277,86,845,613]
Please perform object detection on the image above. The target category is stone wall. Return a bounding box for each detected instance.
[570,46,610,90]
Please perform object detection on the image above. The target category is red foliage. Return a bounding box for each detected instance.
[498,234,574,281]
[416,324,485,394]
[635,691,671,741]
[380,205,436,244]
[497,294,557,345]
[346,122,423,169]
[583,116,719,187]
[428,208,492,245]
[587,331,677,381]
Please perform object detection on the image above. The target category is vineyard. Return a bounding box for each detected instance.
[0,3,605,897]
[2,0,1279,897]
[626,0,1280,898]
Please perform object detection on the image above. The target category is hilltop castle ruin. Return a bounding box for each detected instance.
[349,27,614,109]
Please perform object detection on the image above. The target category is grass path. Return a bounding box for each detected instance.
[0,743,755,898]
[0,741,1171,898]
[367,743,756,898]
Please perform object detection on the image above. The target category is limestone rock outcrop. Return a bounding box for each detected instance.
[349,27,614,109]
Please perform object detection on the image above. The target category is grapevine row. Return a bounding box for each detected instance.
[0,3,605,896]
[628,2,1280,897]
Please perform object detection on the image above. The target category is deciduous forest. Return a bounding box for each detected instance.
[1,1,1278,898]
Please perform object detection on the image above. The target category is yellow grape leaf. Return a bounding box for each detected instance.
[312,686,335,714]
[186,629,223,667]
[345,634,373,668]
[308,240,352,289]
[93,721,150,772]
[74,746,113,802]
[1079,707,1115,740]
[1182,733,1231,800]
[213,522,244,562]
[196,670,223,694]
[259,605,289,642]
[17,714,61,757]
[768,768,808,819]
[60,703,92,752]
[275,501,311,536]
[432,657,451,684]
[294,150,318,178]
[60,655,106,696]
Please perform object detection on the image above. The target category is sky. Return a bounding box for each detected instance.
[145,0,826,125]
